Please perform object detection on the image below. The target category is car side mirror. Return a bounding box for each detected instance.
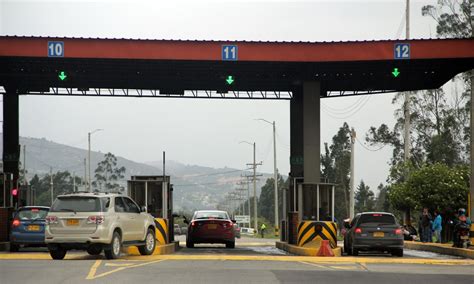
[140,206,147,213]
[183,219,189,224]
[343,221,351,229]
[231,219,236,223]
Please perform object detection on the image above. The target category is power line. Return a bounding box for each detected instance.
[321,95,372,119]
[356,137,386,152]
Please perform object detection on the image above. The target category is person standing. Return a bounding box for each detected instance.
[419,208,432,243]
[260,223,266,238]
[432,209,442,243]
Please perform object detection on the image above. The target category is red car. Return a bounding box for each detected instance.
[185,210,236,248]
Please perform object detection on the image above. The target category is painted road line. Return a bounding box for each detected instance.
[299,261,334,270]
[86,260,102,280]
[329,265,360,270]
[86,259,165,280]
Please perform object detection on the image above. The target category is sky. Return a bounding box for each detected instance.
[0,0,444,192]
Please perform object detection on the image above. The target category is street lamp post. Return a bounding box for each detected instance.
[88,129,103,192]
[257,119,279,236]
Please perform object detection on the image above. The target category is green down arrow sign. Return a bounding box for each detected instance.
[58,71,67,81]
[392,68,400,78]
[226,76,234,85]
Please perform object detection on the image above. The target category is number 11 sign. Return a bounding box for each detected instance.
[222,45,238,61]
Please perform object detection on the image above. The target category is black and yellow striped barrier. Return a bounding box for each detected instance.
[297,221,337,248]
[154,218,168,245]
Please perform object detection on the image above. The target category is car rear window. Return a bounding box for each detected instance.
[51,196,107,212]
[194,211,229,220]
[358,214,396,225]
[17,208,49,220]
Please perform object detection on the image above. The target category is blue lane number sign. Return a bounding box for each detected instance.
[48,41,64,57]
[222,45,238,61]
[394,43,410,59]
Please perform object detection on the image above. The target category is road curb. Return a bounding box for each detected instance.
[276,241,342,257]
[404,241,474,259]
[128,241,179,256]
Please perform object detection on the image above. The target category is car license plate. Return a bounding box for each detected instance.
[373,232,384,237]
[460,235,469,240]
[67,219,79,226]
[27,225,40,231]
[208,224,217,229]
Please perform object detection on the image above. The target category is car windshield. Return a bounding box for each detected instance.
[50,196,106,212]
[17,208,49,220]
[194,211,228,220]
[358,214,396,225]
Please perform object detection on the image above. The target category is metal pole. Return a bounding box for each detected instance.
[84,158,87,190]
[406,0,410,40]
[272,121,279,235]
[350,128,356,219]
[88,132,91,192]
[316,184,320,220]
[50,167,53,206]
[247,176,251,228]
[73,172,75,192]
[253,142,258,234]
[145,181,148,213]
[331,185,335,222]
[470,70,474,219]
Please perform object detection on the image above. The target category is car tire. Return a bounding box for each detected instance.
[9,243,19,252]
[86,245,103,256]
[104,231,122,260]
[351,246,359,256]
[392,249,403,257]
[49,247,67,260]
[138,228,156,256]
[226,241,235,249]
[186,238,194,248]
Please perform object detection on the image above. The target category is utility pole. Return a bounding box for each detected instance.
[73,172,76,192]
[84,158,87,190]
[23,145,27,205]
[404,0,412,225]
[50,167,54,206]
[257,119,279,236]
[88,129,103,192]
[469,2,474,221]
[349,128,356,219]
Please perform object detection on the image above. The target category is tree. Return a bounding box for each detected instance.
[321,122,352,222]
[354,180,375,213]
[375,183,392,212]
[93,152,126,191]
[31,171,82,206]
[389,163,469,214]
[258,174,287,224]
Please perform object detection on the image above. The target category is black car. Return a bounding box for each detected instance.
[343,212,404,257]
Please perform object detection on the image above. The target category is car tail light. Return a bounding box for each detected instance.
[223,221,233,229]
[355,228,362,234]
[45,216,58,224]
[395,228,402,235]
[12,219,20,228]
[191,221,196,227]
[87,215,105,225]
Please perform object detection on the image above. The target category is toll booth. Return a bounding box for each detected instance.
[284,179,337,247]
[127,175,174,242]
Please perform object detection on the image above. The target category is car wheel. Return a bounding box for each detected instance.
[186,238,194,248]
[138,228,156,255]
[86,245,103,256]
[105,231,122,259]
[351,245,359,256]
[49,247,67,260]
[9,243,19,252]
[226,241,235,249]
[392,249,403,257]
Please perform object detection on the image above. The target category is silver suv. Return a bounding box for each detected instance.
[45,192,156,260]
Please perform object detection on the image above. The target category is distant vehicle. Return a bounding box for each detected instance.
[185,210,236,248]
[180,226,188,235]
[10,206,50,252]
[343,212,404,257]
[233,224,241,238]
[174,224,182,235]
[45,192,156,260]
[240,227,255,235]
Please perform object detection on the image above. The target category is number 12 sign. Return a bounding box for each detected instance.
[394,43,410,59]
[222,45,238,61]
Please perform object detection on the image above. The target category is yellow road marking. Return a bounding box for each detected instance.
[329,265,359,270]
[86,259,165,280]
[359,262,368,271]
[86,260,102,280]
[104,262,135,267]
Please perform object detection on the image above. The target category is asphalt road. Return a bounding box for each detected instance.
[0,236,472,284]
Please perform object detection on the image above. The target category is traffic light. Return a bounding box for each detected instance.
[11,187,18,208]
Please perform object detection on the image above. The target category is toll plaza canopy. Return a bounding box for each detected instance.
[0,36,473,98]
